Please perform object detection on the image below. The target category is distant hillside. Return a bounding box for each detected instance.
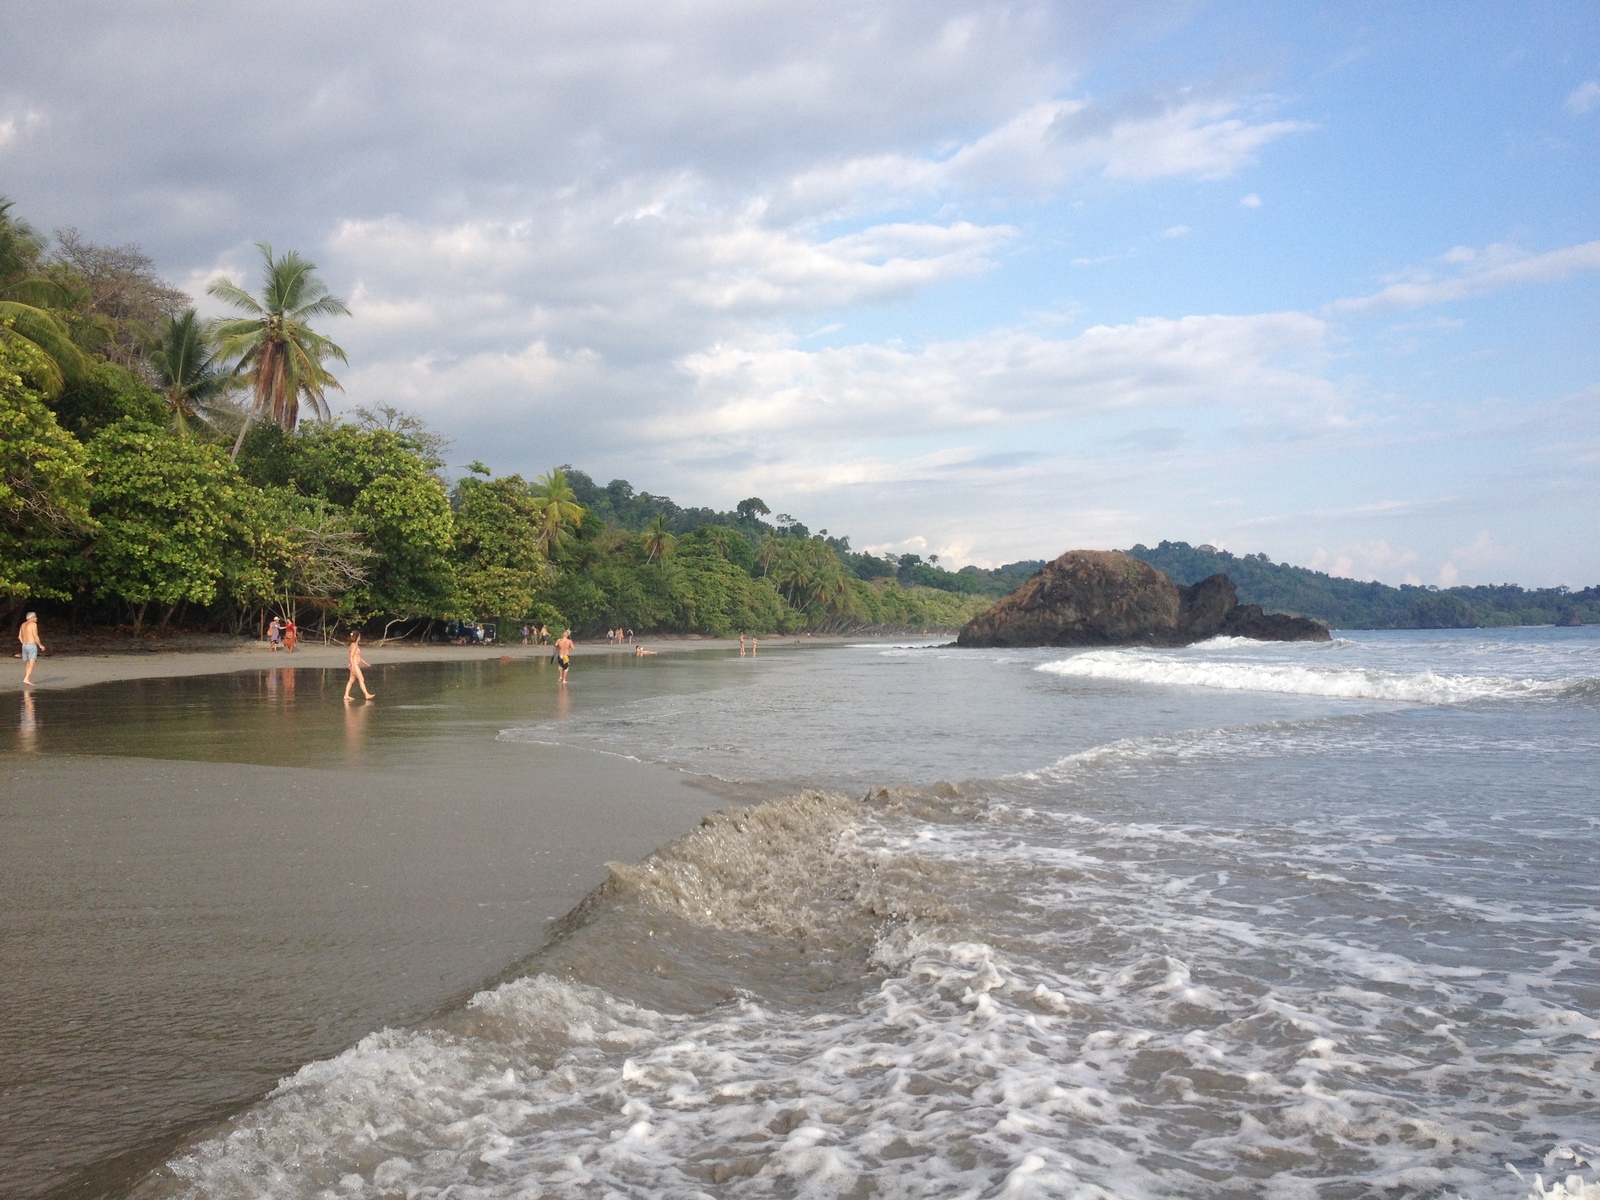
[1126,541,1599,630]
[563,468,1043,598]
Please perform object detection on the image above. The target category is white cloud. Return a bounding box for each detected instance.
[1162,224,1191,238]
[677,311,1334,443]
[778,93,1306,217]
[1309,540,1418,581]
[1329,239,1600,314]
[0,108,44,152]
[1565,80,1600,115]
[1239,192,1262,208]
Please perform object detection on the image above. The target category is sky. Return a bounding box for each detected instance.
[2,1,1596,586]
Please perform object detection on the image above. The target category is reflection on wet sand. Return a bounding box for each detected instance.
[343,694,371,759]
[263,666,297,706]
[0,653,723,1200]
[17,690,37,749]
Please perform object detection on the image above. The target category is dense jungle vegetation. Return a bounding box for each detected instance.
[0,199,1020,638]
[1128,541,1599,630]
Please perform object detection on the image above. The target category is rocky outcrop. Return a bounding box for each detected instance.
[956,549,1330,648]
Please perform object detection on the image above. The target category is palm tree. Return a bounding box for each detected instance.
[0,198,90,396]
[530,468,584,556]
[642,514,676,563]
[149,310,232,437]
[207,244,350,458]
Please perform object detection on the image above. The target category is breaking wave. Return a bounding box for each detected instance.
[1037,650,1594,704]
[137,780,1600,1199]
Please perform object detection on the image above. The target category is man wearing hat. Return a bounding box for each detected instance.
[18,611,42,686]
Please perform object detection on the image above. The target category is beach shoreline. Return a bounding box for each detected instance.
[0,631,904,693]
[0,653,751,1199]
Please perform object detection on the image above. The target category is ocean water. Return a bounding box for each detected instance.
[134,629,1600,1199]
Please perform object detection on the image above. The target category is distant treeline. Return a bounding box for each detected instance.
[1126,541,1599,630]
[565,469,1045,598]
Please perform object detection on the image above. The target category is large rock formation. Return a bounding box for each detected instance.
[956,549,1329,648]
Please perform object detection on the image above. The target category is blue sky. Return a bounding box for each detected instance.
[2,1,1596,585]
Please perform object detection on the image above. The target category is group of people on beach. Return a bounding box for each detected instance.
[266,616,300,653]
[12,611,743,697]
[519,624,551,645]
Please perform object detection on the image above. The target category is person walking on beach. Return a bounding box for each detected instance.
[18,611,42,686]
[555,628,574,684]
[284,618,298,653]
[267,615,282,650]
[343,632,375,702]
[537,624,548,645]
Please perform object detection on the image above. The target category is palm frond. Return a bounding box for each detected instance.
[206,278,264,314]
[0,301,91,392]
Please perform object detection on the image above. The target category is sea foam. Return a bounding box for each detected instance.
[1037,650,1586,704]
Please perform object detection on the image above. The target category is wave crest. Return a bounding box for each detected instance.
[1037,651,1588,704]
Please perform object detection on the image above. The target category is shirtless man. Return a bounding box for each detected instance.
[343,632,375,702]
[18,611,42,686]
[555,628,575,683]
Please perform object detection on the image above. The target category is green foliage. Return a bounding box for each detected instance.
[85,420,253,620]
[675,527,787,635]
[450,473,553,620]
[245,488,373,620]
[0,199,92,396]
[51,359,168,440]
[149,309,235,438]
[238,422,456,620]
[1127,540,1600,629]
[530,468,585,556]
[0,338,93,598]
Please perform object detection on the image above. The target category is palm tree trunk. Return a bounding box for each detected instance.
[230,407,254,461]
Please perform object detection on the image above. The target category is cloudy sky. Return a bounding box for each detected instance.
[3,2,1596,585]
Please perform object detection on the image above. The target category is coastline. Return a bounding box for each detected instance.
[0,632,886,694]
[0,658,743,1199]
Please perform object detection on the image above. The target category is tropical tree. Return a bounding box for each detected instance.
[767,537,852,621]
[641,514,676,563]
[148,309,233,437]
[0,338,93,604]
[530,468,584,557]
[0,199,90,396]
[85,420,254,630]
[207,243,350,458]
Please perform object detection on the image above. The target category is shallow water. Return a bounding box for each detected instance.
[109,628,1600,1199]
[0,656,721,1200]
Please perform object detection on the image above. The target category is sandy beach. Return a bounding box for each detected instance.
[0,645,783,1198]
[0,632,859,694]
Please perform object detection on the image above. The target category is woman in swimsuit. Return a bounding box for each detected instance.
[343,632,375,701]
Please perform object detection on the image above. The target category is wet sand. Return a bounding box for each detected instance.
[0,635,848,695]
[0,655,745,1199]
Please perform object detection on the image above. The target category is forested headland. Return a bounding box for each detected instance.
[9,197,1590,643]
[1128,541,1599,630]
[0,199,1023,640]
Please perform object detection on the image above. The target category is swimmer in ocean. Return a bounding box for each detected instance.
[555,628,574,683]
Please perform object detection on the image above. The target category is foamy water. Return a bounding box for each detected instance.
[136,628,1600,1198]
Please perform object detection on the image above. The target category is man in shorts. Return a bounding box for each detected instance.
[555,628,574,683]
[18,611,42,686]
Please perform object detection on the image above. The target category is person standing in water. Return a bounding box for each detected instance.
[555,628,574,684]
[18,611,43,686]
[343,631,375,701]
